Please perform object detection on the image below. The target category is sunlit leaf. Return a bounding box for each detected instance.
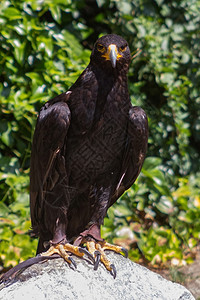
[3,7,22,20]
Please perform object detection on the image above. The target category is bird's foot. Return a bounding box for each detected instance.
[85,240,128,278]
[40,243,94,269]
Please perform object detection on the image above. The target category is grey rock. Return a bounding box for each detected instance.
[0,252,195,300]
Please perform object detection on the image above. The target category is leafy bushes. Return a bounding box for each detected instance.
[0,0,199,269]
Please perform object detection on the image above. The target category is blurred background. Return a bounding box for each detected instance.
[0,0,199,285]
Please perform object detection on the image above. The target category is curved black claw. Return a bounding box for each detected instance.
[110,264,116,279]
[121,247,128,258]
[68,256,77,270]
[94,251,101,270]
[79,247,95,263]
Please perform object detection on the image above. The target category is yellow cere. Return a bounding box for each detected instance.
[101,44,122,61]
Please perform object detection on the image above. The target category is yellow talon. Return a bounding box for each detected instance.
[85,240,128,277]
[86,241,96,256]
[39,239,127,277]
[101,241,126,255]
[40,243,85,266]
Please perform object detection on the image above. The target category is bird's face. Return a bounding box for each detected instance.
[91,34,131,71]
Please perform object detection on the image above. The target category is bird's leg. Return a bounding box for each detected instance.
[39,221,94,268]
[73,184,128,277]
[40,243,94,268]
[86,240,128,278]
[74,223,128,278]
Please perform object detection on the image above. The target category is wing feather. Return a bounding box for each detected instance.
[30,94,71,234]
[111,106,148,204]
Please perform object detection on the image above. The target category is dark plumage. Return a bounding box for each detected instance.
[30,34,148,254]
[1,34,148,283]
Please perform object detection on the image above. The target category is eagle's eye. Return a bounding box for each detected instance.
[119,44,127,52]
[97,43,105,53]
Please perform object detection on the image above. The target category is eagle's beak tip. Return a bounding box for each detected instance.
[109,45,117,68]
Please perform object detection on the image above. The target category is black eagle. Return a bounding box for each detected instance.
[1,34,148,282]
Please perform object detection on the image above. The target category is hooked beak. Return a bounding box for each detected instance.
[109,44,118,68]
[102,44,122,68]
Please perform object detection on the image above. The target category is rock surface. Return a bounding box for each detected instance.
[0,252,195,300]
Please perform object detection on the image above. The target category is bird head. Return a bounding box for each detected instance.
[91,34,131,71]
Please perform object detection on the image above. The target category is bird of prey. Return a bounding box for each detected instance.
[1,34,148,282]
[30,34,148,277]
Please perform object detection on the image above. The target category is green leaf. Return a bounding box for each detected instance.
[49,5,61,23]
[14,42,26,65]
[0,203,10,216]
[3,7,22,20]
[155,196,173,214]
[142,157,162,170]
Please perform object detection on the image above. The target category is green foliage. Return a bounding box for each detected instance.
[0,0,200,269]
[103,158,200,265]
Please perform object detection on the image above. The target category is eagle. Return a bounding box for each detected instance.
[1,34,148,282]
